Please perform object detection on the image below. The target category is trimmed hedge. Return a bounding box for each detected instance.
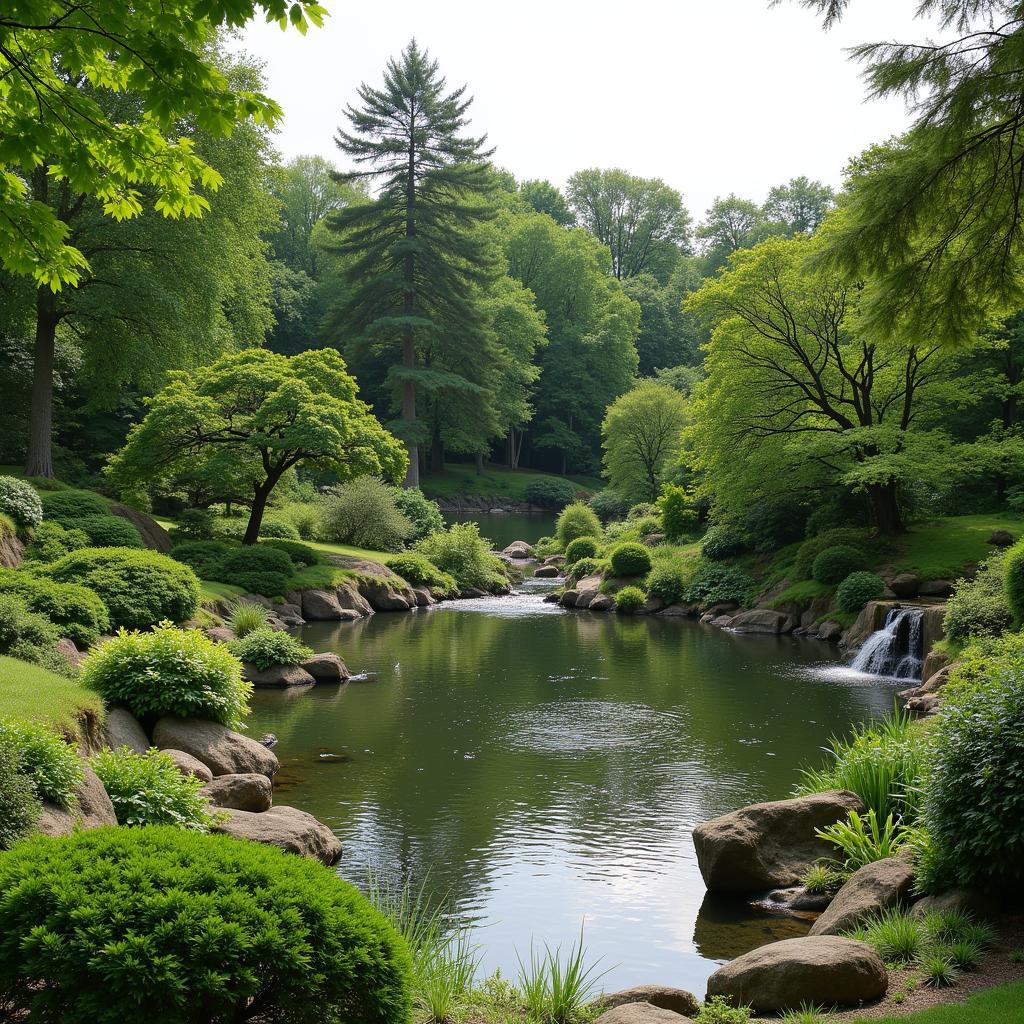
[564,536,599,565]
[216,545,294,598]
[0,827,413,1024]
[701,524,747,560]
[39,489,108,523]
[615,585,646,613]
[609,542,651,576]
[794,527,866,579]
[77,514,143,549]
[811,545,867,585]
[228,627,313,671]
[23,521,90,563]
[385,552,457,596]
[170,539,235,579]
[0,735,40,850]
[0,593,69,676]
[260,538,319,567]
[835,571,886,614]
[525,477,577,510]
[555,502,602,547]
[0,571,109,647]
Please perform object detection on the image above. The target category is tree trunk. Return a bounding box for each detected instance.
[25,286,59,478]
[474,452,484,475]
[402,117,419,488]
[244,482,275,545]
[867,481,905,535]
[430,425,444,474]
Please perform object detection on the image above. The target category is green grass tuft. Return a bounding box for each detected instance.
[0,654,103,739]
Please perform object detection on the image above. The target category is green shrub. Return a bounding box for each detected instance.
[277,501,322,541]
[817,808,911,870]
[615,586,646,613]
[695,995,752,1024]
[43,548,200,630]
[626,502,658,520]
[852,908,926,966]
[564,537,599,565]
[0,571,109,647]
[835,571,886,614]
[259,516,301,540]
[319,477,414,552]
[0,826,413,1024]
[215,544,294,597]
[0,718,81,807]
[173,508,218,540]
[800,862,847,895]
[76,514,143,548]
[260,538,319,567]
[171,538,235,578]
[81,623,250,728]
[645,560,692,606]
[92,747,215,830]
[0,476,43,528]
[657,485,697,541]
[415,523,508,593]
[23,520,90,563]
[918,950,960,987]
[227,602,269,638]
[229,627,312,670]
[386,552,457,596]
[919,634,1024,892]
[555,502,602,548]
[945,552,1014,644]
[686,562,754,605]
[0,735,40,850]
[568,556,602,582]
[701,523,747,560]
[811,545,866,585]
[794,528,867,579]
[0,593,69,675]
[525,477,577,510]
[632,515,661,537]
[392,486,445,539]
[588,488,629,522]
[609,542,651,576]
[39,488,108,523]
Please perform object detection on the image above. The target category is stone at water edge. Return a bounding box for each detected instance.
[162,748,214,784]
[502,540,534,559]
[300,652,350,683]
[728,608,792,634]
[533,564,561,578]
[103,706,149,754]
[889,572,921,598]
[201,772,273,812]
[594,1003,693,1024]
[692,790,864,893]
[36,767,118,837]
[705,936,888,1012]
[598,985,700,1018]
[242,662,316,688]
[152,717,279,779]
[215,805,341,865]
[809,857,915,935]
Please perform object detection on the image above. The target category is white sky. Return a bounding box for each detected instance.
[239,0,936,218]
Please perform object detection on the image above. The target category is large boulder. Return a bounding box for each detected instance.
[594,1004,691,1024]
[162,748,214,783]
[534,564,561,578]
[0,530,24,569]
[359,576,413,611]
[215,805,341,865]
[108,502,172,553]
[103,707,149,754]
[242,662,316,688]
[300,588,348,621]
[910,887,1001,920]
[728,609,791,634]
[988,529,1016,548]
[201,772,273,812]
[693,791,864,893]
[301,652,350,683]
[152,717,279,779]
[599,985,699,1018]
[705,936,888,1012]
[918,579,954,598]
[889,572,921,598]
[502,541,534,559]
[36,766,118,836]
[809,857,915,935]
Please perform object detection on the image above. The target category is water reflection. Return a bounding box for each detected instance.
[246,589,902,994]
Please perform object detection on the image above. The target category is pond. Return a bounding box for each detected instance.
[247,578,903,995]
[443,511,558,549]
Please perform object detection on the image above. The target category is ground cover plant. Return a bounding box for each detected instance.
[228,627,313,670]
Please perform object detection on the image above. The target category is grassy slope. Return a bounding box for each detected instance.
[852,982,1024,1023]
[0,655,103,737]
[420,464,602,500]
[892,513,1020,579]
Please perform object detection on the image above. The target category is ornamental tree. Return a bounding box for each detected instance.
[107,349,407,543]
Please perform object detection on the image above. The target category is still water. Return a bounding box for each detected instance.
[247,579,902,994]
[443,512,557,548]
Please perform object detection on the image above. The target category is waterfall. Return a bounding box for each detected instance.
[850,607,924,680]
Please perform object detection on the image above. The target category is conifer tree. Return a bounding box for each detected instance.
[328,40,497,486]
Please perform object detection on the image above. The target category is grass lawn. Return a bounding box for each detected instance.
[852,982,1024,1023]
[199,580,246,604]
[420,464,602,501]
[0,655,103,738]
[306,538,391,562]
[893,513,1021,579]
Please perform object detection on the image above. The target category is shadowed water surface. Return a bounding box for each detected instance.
[247,580,902,993]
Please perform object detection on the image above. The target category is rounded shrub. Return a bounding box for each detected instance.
[0,718,81,807]
[836,571,887,614]
[812,545,867,585]
[525,477,577,510]
[76,514,143,549]
[588,488,630,523]
[170,538,235,579]
[259,516,301,540]
[391,486,445,539]
[215,544,294,597]
[701,524,747,560]
[1003,539,1024,623]
[556,501,603,548]
[568,556,602,582]
[657,484,697,542]
[609,542,652,576]
[229,627,313,671]
[646,563,689,606]
[687,562,755,605]
[173,508,217,540]
[0,593,67,674]
[0,571,109,647]
[318,477,414,552]
[0,476,43,528]
[43,548,200,630]
[81,623,251,727]
[415,522,508,593]
[92,747,215,830]
[39,488,108,523]
[0,735,40,850]
[23,520,90,564]
[0,826,413,1024]
[615,585,646,613]
[795,527,867,579]
[944,553,1014,644]
[260,538,319,567]
[564,536,600,565]
[386,552,457,596]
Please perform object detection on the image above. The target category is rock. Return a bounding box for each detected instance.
[710,614,735,628]
[810,858,915,935]
[534,564,561,578]
[911,888,1001,920]
[889,572,921,598]
[905,692,939,715]
[55,637,84,669]
[575,590,599,609]
[412,587,435,606]
[300,652,350,683]
[919,647,951,682]
[705,936,887,1012]
[728,609,789,634]
[543,592,561,604]
[560,590,578,607]
[762,886,833,913]
[460,587,488,599]
[36,767,118,836]
[589,594,615,611]
[102,707,150,754]
[301,588,347,620]
[817,621,843,643]
[152,717,279,779]
[594,1004,691,1024]
[359,576,414,611]
[162,748,214,783]
[205,625,236,644]
[637,597,664,615]
[918,579,954,598]
[988,529,1016,548]
[334,581,375,616]
[108,502,172,553]
[202,772,273,812]
[599,985,700,1018]
[693,790,864,893]
[502,541,534,559]
[242,662,316,688]
[214,805,341,864]
[0,530,24,569]
[543,555,566,566]
[660,603,697,617]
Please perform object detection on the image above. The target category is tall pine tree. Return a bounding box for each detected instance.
[328,39,496,486]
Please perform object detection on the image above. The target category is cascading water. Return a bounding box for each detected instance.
[850,607,924,680]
